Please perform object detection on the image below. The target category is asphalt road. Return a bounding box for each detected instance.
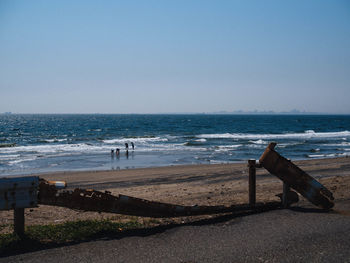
[2,200,350,263]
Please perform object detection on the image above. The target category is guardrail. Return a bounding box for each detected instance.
[0,176,38,235]
[0,143,334,236]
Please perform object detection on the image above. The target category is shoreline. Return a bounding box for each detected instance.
[6,155,349,179]
[1,156,350,232]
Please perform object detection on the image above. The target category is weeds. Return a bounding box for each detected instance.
[0,219,143,254]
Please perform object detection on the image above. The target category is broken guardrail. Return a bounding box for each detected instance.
[1,142,334,235]
[259,142,334,209]
[38,180,281,218]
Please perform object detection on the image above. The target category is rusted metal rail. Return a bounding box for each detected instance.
[38,179,282,217]
[259,143,334,209]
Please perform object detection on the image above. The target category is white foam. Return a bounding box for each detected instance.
[142,143,207,152]
[307,153,348,158]
[197,133,235,139]
[277,142,304,148]
[308,154,334,158]
[8,156,37,165]
[305,130,315,133]
[249,139,267,144]
[103,137,168,144]
[215,145,242,152]
[324,142,350,147]
[197,130,350,140]
[246,144,267,149]
[0,140,210,162]
[195,138,207,142]
[0,143,110,155]
[44,139,67,143]
[218,144,242,149]
[0,154,20,160]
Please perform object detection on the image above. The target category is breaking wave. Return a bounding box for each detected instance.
[307,153,349,158]
[197,130,350,140]
[103,136,168,144]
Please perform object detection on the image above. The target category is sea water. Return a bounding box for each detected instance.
[0,114,350,176]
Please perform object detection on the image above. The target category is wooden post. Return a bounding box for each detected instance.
[14,208,25,236]
[282,183,290,208]
[248,159,256,207]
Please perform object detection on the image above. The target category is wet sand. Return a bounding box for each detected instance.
[1,157,350,231]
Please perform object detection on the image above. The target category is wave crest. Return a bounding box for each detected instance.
[103,137,168,144]
[197,130,350,140]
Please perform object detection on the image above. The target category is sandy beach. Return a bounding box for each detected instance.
[1,157,350,232]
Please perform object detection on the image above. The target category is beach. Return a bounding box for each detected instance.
[1,157,350,231]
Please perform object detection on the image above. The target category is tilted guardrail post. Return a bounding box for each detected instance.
[259,142,334,209]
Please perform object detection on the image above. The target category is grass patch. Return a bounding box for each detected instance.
[0,219,143,254]
[26,219,142,243]
[0,224,11,232]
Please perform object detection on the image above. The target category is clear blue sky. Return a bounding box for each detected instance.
[1,0,349,114]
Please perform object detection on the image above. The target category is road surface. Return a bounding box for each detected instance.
[2,200,350,263]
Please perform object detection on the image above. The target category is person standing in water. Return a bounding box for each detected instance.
[125,143,129,158]
[131,142,134,150]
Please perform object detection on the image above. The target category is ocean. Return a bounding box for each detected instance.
[0,114,350,176]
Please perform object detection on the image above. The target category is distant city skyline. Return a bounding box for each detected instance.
[2,109,349,115]
[1,1,350,114]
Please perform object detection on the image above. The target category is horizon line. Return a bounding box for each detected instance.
[1,112,350,115]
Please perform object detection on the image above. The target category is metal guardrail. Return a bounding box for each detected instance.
[37,181,282,218]
[259,143,334,209]
[0,143,335,236]
[0,176,39,210]
[0,176,39,235]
